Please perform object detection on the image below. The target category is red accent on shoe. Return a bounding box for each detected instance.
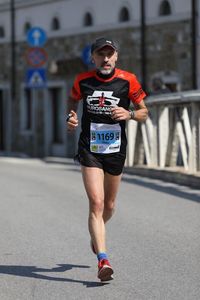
[97,259,114,281]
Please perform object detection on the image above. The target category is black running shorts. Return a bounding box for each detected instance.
[78,147,126,176]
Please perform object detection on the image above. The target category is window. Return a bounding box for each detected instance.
[24,22,31,35]
[51,17,60,30]
[0,26,5,38]
[159,0,172,16]
[119,7,130,22]
[84,12,93,26]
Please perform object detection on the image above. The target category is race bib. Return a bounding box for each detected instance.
[90,122,121,154]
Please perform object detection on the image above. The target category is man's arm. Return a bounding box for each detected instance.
[66,96,79,130]
[111,99,148,122]
[132,99,148,122]
[67,96,79,114]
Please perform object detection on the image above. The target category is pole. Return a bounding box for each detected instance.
[141,0,147,90]
[10,0,16,101]
[191,0,198,89]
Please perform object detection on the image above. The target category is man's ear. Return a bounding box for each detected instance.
[115,51,118,62]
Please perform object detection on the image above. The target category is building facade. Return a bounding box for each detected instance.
[0,0,197,157]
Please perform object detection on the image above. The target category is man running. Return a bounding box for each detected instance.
[66,37,148,281]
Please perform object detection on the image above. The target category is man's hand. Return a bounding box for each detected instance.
[111,107,130,121]
[66,110,78,131]
[111,100,148,122]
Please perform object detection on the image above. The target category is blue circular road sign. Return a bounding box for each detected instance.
[27,27,47,47]
[82,45,93,66]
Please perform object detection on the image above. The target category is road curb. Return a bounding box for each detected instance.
[43,157,200,190]
[124,166,200,190]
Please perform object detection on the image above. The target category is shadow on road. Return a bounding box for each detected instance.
[0,264,108,287]
[122,175,200,203]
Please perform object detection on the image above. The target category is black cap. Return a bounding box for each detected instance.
[91,37,117,53]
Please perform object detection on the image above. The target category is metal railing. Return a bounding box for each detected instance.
[126,91,200,174]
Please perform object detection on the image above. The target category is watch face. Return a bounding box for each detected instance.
[66,114,72,122]
[129,110,135,120]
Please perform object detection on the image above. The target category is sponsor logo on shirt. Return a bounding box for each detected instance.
[86,91,120,114]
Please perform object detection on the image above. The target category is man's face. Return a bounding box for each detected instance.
[92,46,118,75]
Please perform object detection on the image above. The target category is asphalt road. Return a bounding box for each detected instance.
[0,157,200,300]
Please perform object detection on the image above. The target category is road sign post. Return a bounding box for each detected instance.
[25,27,47,89]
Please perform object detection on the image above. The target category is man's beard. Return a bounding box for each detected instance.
[98,66,113,75]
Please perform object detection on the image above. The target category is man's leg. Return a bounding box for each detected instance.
[81,167,122,252]
[81,166,122,281]
[103,172,122,223]
[81,166,106,254]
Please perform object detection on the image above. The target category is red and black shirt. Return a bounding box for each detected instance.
[70,68,146,154]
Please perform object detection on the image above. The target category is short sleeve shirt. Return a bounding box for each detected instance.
[70,68,146,154]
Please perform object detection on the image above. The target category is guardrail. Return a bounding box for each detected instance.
[126,91,200,175]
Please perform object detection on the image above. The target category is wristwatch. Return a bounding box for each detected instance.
[129,110,135,120]
[66,113,72,122]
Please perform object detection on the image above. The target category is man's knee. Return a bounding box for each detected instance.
[89,198,104,214]
[104,201,115,216]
